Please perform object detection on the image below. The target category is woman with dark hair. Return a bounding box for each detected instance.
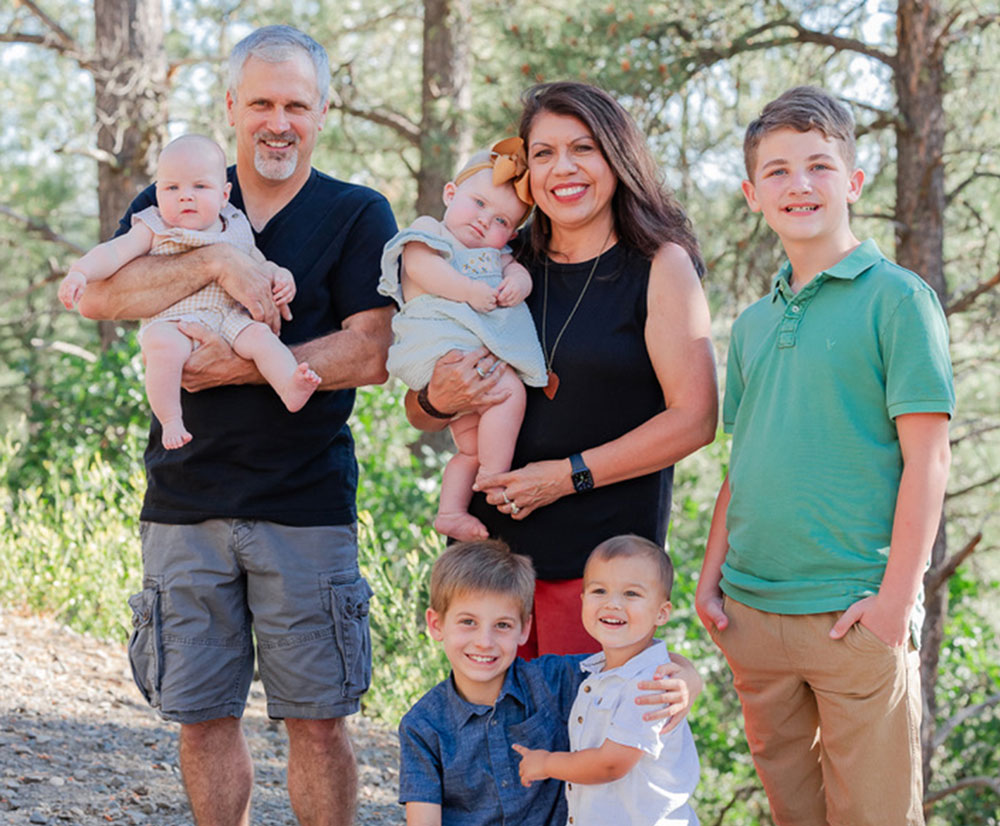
[405,81,718,657]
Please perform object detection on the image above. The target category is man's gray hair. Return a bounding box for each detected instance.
[228,25,330,108]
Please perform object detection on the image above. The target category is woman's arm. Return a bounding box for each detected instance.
[477,242,718,519]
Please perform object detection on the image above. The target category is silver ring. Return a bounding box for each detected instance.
[475,365,486,378]
[510,503,520,515]
[502,490,511,504]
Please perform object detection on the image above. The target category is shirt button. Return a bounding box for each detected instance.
[791,304,800,313]
[569,818,574,824]
[583,685,591,693]
[577,716,583,724]
[491,720,497,726]
[567,783,573,790]
[501,780,508,787]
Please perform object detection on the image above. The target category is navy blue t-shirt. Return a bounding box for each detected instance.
[117,167,397,526]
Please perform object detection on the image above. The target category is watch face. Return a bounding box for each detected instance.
[572,470,594,492]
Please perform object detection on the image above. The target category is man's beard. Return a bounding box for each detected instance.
[253,130,299,181]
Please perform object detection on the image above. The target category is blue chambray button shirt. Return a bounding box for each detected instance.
[398,654,586,825]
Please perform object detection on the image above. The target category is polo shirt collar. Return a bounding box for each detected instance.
[771,239,884,302]
[444,660,527,728]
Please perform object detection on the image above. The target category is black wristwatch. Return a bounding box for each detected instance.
[569,453,594,492]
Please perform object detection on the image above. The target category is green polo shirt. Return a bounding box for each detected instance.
[720,240,954,621]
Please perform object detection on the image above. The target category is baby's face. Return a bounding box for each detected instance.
[155,142,230,231]
[442,169,526,250]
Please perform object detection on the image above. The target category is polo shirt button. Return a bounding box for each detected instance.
[791,304,800,312]
[577,716,583,724]
[583,685,591,692]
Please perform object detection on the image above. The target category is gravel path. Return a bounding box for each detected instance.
[0,607,404,825]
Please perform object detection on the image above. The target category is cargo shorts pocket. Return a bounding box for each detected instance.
[323,576,374,699]
[127,579,164,707]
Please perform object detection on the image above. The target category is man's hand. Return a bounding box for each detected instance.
[213,245,282,333]
[178,321,260,393]
[635,659,700,732]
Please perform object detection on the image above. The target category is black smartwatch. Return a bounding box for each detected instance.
[569,453,594,492]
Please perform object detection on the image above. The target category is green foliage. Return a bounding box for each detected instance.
[0,433,145,640]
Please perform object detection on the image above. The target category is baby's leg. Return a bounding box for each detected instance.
[474,370,526,490]
[434,413,489,542]
[232,322,320,412]
[141,322,195,449]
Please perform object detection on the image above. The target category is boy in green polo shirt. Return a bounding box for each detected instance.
[696,86,954,826]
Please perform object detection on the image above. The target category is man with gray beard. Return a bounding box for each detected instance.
[77,25,397,826]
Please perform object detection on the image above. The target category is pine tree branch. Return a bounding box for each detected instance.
[0,205,87,255]
[924,774,1000,807]
[7,0,78,53]
[924,533,981,598]
[932,692,1000,751]
[945,269,1000,315]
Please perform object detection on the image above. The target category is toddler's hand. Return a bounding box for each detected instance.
[58,271,87,309]
[511,743,549,787]
[466,280,498,313]
[268,264,296,321]
[496,265,532,307]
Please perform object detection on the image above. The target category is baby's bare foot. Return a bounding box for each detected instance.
[161,418,192,450]
[434,511,490,542]
[278,362,321,412]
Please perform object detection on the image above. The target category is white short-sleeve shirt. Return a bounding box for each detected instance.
[565,640,700,826]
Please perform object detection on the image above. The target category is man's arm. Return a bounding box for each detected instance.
[179,304,393,393]
[830,412,951,645]
[405,802,441,826]
[76,242,281,332]
[512,740,642,786]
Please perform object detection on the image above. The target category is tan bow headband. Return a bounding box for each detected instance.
[453,137,534,208]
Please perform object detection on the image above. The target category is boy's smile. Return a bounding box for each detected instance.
[426,590,530,706]
[581,555,671,670]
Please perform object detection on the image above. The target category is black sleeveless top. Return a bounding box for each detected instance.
[469,242,673,579]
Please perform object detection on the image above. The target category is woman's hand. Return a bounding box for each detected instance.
[424,347,511,417]
[474,459,574,520]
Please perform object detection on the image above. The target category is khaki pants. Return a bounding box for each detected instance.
[710,597,924,826]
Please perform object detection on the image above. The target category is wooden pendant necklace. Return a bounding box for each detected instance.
[540,229,614,400]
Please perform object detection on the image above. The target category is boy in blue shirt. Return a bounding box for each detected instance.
[696,86,954,826]
[400,539,700,826]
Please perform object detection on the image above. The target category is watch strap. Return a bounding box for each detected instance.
[416,385,455,420]
[569,452,594,492]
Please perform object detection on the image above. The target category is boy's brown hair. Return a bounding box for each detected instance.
[743,86,856,180]
[429,539,535,624]
[585,534,674,601]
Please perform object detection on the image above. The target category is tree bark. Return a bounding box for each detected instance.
[93,0,167,347]
[416,0,472,218]
[893,0,949,790]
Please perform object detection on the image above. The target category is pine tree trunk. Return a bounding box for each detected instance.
[93,0,167,348]
[416,0,472,218]
[893,0,948,791]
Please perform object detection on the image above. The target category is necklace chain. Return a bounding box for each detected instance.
[541,228,614,375]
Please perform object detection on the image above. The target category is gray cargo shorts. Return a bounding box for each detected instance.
[127,520,373,723]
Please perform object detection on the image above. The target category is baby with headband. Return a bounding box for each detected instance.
[378,139,546,541]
